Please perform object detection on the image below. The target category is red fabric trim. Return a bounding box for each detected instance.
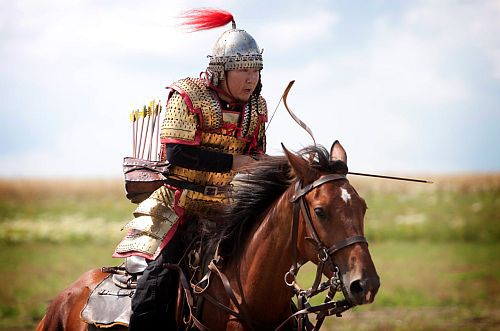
[168,84,204,128]
[165,83,204,143]
[247,114,266,153]
[112,250,154,260]
[151,218,180,259]
[222,122,239,136]
[111,218,183,260]
[112,189,187,260]
[161,135,202,146]
[149,188,187,257]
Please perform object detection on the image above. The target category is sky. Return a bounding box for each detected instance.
[1,0,499,178]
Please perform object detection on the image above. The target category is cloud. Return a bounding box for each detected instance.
[256,10,338,52]
[1,0,499,177]
[404,0,500,79]
[263,1,499,173]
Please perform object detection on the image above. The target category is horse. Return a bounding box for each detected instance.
[37,141,380,330]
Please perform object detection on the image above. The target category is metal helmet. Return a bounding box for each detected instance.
[180,9,263,86]
[207,23,263,85]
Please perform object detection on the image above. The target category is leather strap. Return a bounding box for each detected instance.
[164,263,210,331]
[207,260,258,330]
[276,300,352,330]
[290,174,346,202]
[123,157,171,175]
[165,177,233,196]
[167,172,364,330]
[327,235,368,255]
[282,173,368,330]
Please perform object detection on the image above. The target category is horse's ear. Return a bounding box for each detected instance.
[330,140,347,164]
[282,143,317,183]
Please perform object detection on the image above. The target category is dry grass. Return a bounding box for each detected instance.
[0,174,499,330]
[0,178,124,198]
[0,178,133,243]
[350,172,500,193]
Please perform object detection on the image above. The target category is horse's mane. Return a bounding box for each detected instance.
[206,145,348,263]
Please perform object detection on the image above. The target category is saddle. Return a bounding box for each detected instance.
[80,220,211,329]
[80,256,147,328]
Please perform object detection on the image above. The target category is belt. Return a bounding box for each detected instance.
[164,178,233,196]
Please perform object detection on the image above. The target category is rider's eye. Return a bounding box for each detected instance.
[314,207,326,220]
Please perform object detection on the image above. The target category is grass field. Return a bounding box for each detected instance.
[0,175,499,330]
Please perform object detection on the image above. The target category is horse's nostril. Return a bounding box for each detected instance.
[350,279,364,295]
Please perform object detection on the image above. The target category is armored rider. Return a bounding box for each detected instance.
[112,9,268,330]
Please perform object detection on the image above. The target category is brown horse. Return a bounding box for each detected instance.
[37,142,379,330]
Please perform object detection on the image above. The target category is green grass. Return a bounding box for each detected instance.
[350,175,500,243]
[298,241,500,330]
[0,179,133,223]
[0,175,499,330]
[2,175,499,244]
[0,179,134,243]
[1,241,499,330]
[0,242,119,330]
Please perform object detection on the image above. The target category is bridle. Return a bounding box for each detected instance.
[279,173,368,330]
[168,173,369,331]
[290,173,368,261]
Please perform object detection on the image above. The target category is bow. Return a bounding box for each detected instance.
[266,81,317,147]
[270,80,432,184]
[282,80,317,147]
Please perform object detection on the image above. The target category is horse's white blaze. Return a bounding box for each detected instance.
[340,188,351,203]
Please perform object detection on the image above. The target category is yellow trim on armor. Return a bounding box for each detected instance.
[199,133,248,154]
[159,77,268,206]
[170,166,235,186]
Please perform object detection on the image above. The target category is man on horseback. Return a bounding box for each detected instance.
[112,9,268,330]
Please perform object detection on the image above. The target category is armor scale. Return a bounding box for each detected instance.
[162,77,267,215]
[114,77,267,259]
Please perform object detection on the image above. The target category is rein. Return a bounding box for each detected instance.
[279,173,368,330]
[168,173,369,330]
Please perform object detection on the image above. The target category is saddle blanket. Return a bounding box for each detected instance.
[81,274,134,328]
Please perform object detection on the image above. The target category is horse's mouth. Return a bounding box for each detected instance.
[342,275,380,306]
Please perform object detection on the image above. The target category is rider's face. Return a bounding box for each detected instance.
[220,68,260,102]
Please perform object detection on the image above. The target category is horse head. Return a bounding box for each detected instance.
[283,141,380,306]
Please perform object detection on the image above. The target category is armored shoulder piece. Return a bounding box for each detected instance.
[160,89,200,144]
[171,78,223,130]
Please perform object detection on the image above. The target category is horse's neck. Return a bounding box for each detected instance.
[231,191,295,314]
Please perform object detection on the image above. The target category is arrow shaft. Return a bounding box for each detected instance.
[348,171,433,183]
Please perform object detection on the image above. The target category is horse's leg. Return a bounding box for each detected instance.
[36,268,108,331]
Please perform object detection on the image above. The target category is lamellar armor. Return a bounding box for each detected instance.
[114,9,266,260]
[161,77,267,214]
[114,78,267,260]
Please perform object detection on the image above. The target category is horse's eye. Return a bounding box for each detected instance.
[314,207,326,220]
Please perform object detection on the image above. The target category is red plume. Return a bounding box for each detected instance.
[180,8,234,32]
